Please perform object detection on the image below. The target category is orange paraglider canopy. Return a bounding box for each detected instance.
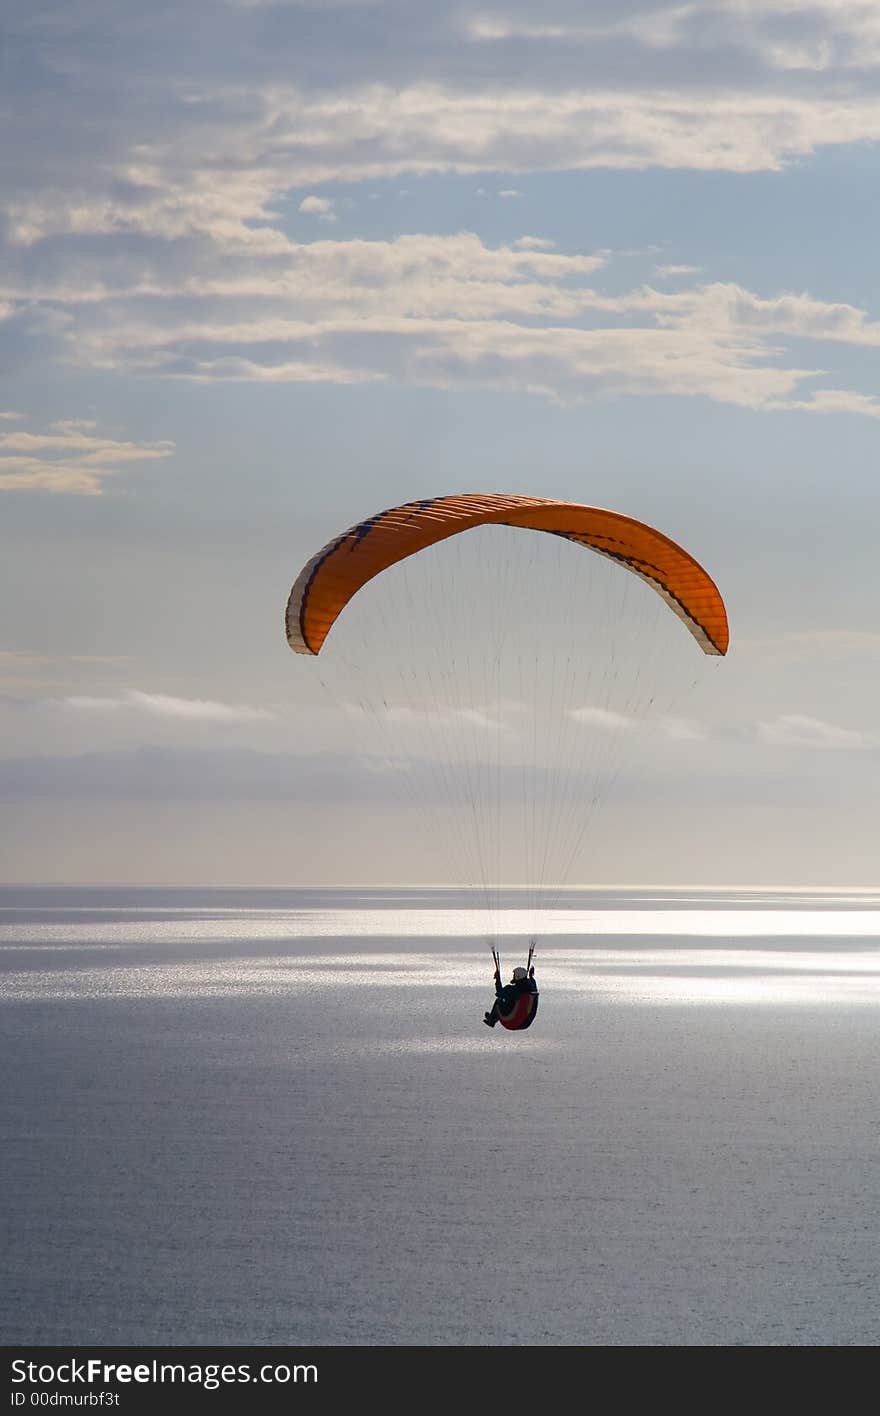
[286,493,728,657]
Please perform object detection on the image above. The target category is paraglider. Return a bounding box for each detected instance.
[484,946,539,1030]
[286,493,729,1033]
[286,493,729,658]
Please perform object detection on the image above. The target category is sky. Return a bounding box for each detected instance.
[3,0,880,885]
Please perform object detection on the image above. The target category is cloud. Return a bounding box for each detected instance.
[9,219,880,410]
[62,691,277,722]
[160,355,385,384]
[345,699,515,735]
[298,194,337,220]
[5,2,878,294]
[562,706,880,749]
[6,2,880,260]
[570,706,634,730]
[0,418,174,495]
[568,709,712,742]
[453,706,510,731]
[767,389,880,418]
[50,417,98,432]
[4,4,880,414]
[756,713,874,749]
[463,3,880,77]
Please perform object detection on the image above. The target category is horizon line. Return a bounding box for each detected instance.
[3,881,880,894]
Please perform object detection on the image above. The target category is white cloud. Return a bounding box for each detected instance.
[453,706,510,731]
[570,706,634,730]
[5,1,880,279]
[768,389,880,418]
[63,691,277,722]
[10,219,879,411]
[298,194,337,219]
[3,7,880,415]
[756,713,873,749]
[693,284,880,346]
[162,355,385,384]
[350,699,513,734]
[0,419,174,495]
[8,84,879,255]
[467,17,568,41]
[464,2,880,74]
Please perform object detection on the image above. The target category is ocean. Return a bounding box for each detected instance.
[2,885,879,1347]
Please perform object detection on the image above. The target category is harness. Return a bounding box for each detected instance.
[498,991,539,1031]
[490,943,539,1032]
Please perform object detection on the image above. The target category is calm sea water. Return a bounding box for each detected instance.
[2,885,879,1347]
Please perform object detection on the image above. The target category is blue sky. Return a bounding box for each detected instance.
[3,0,880,884]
